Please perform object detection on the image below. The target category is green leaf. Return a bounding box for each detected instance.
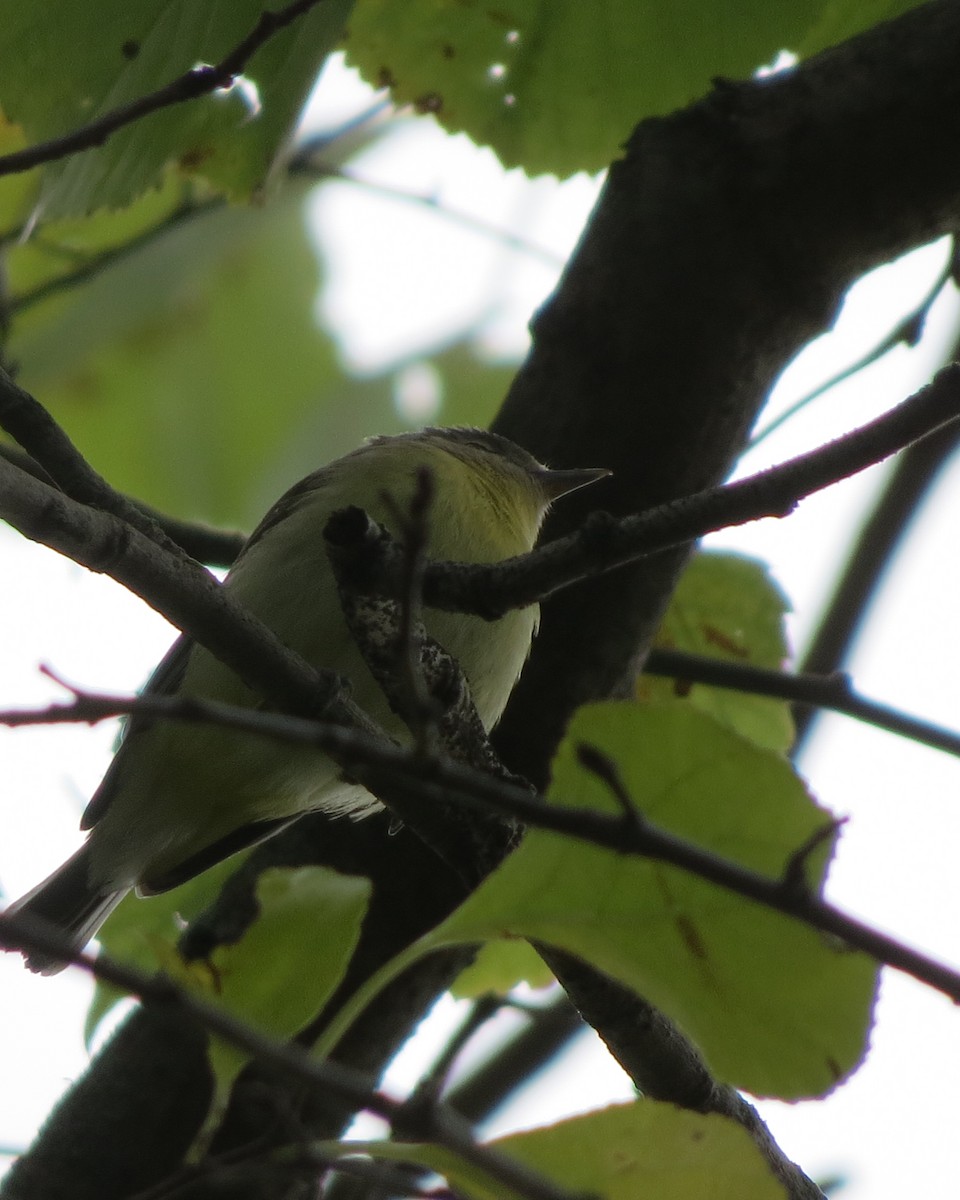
[485,1103,786,1200]
[198,867,370,1103]
[451,938,553,999]
[88,864,370,1073]
[421,702,879,1099]
[347,0,842,178]
[0,0,354,216]
[350,1101,786,1200]
[87,853,244,1044]
[0,111,40,233]
[5,173,196,303]
[646,550,794,752]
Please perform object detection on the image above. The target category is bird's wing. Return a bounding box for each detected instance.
[80,634,193,830]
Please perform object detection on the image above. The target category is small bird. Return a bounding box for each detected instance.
[8,427,607,971]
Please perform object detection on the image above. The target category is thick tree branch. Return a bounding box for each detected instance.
[0,439,246,565]
[492,0,960,788]
[481,5,960,1161]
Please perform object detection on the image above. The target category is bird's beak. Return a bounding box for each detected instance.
[536,466,611,501]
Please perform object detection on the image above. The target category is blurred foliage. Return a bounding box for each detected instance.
[2,178,521,526]
[11,187,346,524]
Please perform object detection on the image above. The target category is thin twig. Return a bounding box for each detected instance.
[7,196,225,315]
[289,158,566,267]
[442,992,583,1123]
[413,364,960,616]
[794,412,960,751]
[0,0,329,179]
[410,995,505,1106]
[4,682,959,1002]
[645,648,960,758]
[750,246,957,447]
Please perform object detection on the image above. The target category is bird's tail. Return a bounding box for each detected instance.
[4,844,127,975]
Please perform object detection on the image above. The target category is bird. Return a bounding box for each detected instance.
[7,427,607,971]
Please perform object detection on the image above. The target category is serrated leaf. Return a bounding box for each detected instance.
[0,0,353,216]
[420,702,879,1099]
[646,550,794,752]
[0,111,39,232]
[484,1103,786,1200]
[346,0,864,178]
[484,1101,787,1200]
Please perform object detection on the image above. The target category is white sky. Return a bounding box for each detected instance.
[3,53,960,1198]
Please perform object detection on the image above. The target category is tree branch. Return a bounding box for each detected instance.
[794,401,960,750]
[0,440,246,565]
[4,682,955,1003]
[646,647,960,758]
[750,242,958,447]
[0,453,360,724]
[343,366,960,617]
